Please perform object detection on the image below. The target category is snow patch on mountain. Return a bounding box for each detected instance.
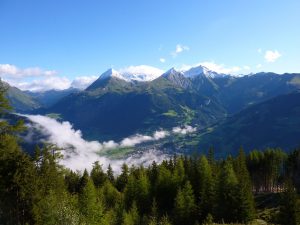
[119,65,164,82]
[98,65,164,82]
[182,65,229,79]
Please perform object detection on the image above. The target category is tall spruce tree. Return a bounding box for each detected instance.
[279,180,300,225]
[91,161,107,188]
[79,177,104,224]
[215,160,239,223]
[198,155,215,222]
[173,180,196,225]
[235,148,256,222]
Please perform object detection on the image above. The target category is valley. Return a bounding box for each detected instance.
[2,66,300,158]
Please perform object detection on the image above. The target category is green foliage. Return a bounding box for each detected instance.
[0,79,41,112]
[197,155,215,221]
[162,110,178,117]
[79,178,104,224]
[235,148,256,222]
[279,180,300,225]
[173,181,196,225]
[101,180,121,208]
[107,164,115,183]
[215,160,239,222]
[91,161,107,187]
[116,163,129,191]
[34,191,80,225]
[122,202,140,225]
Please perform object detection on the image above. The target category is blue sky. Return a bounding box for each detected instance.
[0,0,300,91]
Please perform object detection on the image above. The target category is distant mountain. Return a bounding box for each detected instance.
[161,68,192,89]
[87,66,163,84]
[39,68,300,141]
[214,72,300,113]
[0,80,41,112]
[196,91,300,155]
[182,65,228,79]
[25,87,80,107]
[85,69,134,92]
[4,64,299,150]
[44,68,225,140]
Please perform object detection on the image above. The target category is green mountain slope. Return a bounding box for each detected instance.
[195,91,300,156]
[41,71,300,142]
[25,88,80,107]
[0,80,41,112]
[214,73,300,113]
[45,74,226,140]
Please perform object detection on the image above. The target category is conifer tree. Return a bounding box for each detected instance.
[101,180,121,208]
[91,161,106,188]
[107,164,115,183]
[174,181,196,225]
[79,177,104,224]
[198,155,215,221]
[235,148,256,222]
[279,180,300,225]
[215,160,239,222]
[155,164,176,213]
[117,163,129,191]
[122,201,140,225]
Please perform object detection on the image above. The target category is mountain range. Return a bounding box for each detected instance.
[1,65,300,153]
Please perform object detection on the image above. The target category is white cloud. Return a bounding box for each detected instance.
[171,44,189,57]
[118,65,164,82]
[153,130,169,139]
[243,66,251,70]
[22,114,171,173]
[71,76,98,89]
[21,114,198,173]
[0,64,102,92]
[264,50,281,62]
[256,64,262,69]
[8,76,72,92]
[120,130,169,147]
[172,125,197,135]
[159,58,166,63]
[0,64,56,78]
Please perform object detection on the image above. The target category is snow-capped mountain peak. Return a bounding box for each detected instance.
[99,66,164,82]
[182,65,229,79]
[163,67,183,77]
[99,68,126,81]
[119,65,163,82]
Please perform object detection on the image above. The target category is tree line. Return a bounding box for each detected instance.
[0,84,300,225]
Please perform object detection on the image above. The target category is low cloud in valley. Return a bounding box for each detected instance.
[22,115,196,173]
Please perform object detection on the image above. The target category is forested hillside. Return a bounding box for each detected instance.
[1,85,300,225]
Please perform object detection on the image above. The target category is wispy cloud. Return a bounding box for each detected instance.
[22,115,196,173]
[7,76,72,92]
[0,63,101,92]
[22,114,169,173]
[172,125,197,135]
[71,76,98,90]
[0,64,56,78]
[264,50,281,62]
[171,44,189,57]
[117,65,164,82]
[159,58,166,63]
